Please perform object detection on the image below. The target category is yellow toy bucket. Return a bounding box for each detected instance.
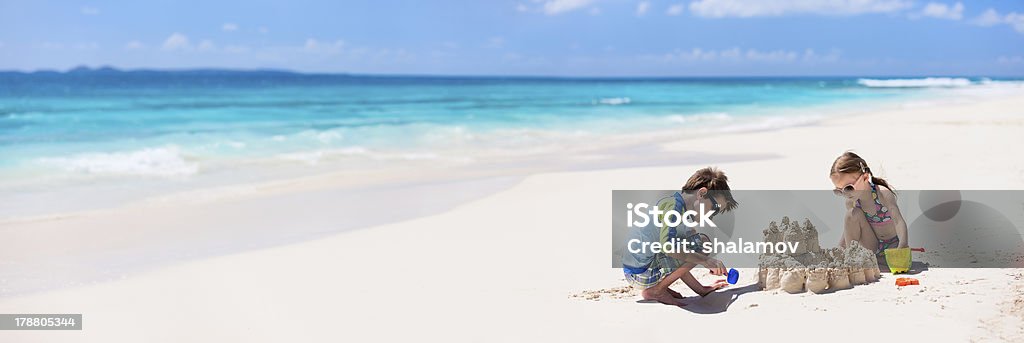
[884,247,912,274]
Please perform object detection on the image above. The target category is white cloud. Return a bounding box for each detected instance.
[222,23,239,32]
[745,49,799,62]
[589,7,601,15]
[997,56,1023,64]
[973,8,1003,26]
[801,48,841,62]
[124,40,144,50]
[971,8,1024,34]
[541,0,594,15]
[258,27,270,34]
[642,47,840,63]
[666,4,685,16]
[304,38,346,53]
[161,33,190,51]
[678,48,722,61]
[1009,13,1024,33]
[636,1,650,16]
[689,0,912,18]
[80,7,99,15]
[516,3,530,12]
[919,2,963,20]
[154,35,236,54]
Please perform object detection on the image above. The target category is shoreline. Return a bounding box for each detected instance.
[0,82,985,220]
[1,82,1004,222]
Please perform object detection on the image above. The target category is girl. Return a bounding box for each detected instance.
[829,152,909,256]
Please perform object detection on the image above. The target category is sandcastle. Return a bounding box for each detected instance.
[758,217,881,294]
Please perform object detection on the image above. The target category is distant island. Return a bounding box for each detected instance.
[1,66,1006,81]
[0,65,319,76]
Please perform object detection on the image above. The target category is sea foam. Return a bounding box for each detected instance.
[857,77,972,88]
[37,146,199,177]
[596,97,631,105]
[666,112,732,124]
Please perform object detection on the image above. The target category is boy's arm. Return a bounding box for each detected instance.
[665,251,726,276]
[679,268,730,296]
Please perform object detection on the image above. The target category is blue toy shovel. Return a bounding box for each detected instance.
[727,268,739,285]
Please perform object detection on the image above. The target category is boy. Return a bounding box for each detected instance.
[621,167,739,306]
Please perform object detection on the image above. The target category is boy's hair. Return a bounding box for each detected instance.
[682,167,738,212]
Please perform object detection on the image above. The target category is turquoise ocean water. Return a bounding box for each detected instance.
[1,69,1020,217]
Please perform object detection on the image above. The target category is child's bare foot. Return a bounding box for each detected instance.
[642,288,686,307]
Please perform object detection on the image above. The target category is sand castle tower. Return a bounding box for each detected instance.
[758,217,881,294]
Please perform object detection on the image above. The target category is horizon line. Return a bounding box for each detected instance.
[1,65,1021,79]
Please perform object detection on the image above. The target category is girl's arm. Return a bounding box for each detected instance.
[892,206,909,248]
[881,188,910,248]
[837,198,857,247]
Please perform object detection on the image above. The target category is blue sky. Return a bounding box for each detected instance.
[1,0,1023,76]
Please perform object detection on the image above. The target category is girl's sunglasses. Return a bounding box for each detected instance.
[833,184,855,196]
[708,195,721,218]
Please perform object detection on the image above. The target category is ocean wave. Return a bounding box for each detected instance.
[666,112,732,124]
[974,79,1024,87]
[595,97,631,105]
[857,77,972,88]
[36,146,199,177]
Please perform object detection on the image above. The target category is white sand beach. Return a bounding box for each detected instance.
[1,91,1023,342]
